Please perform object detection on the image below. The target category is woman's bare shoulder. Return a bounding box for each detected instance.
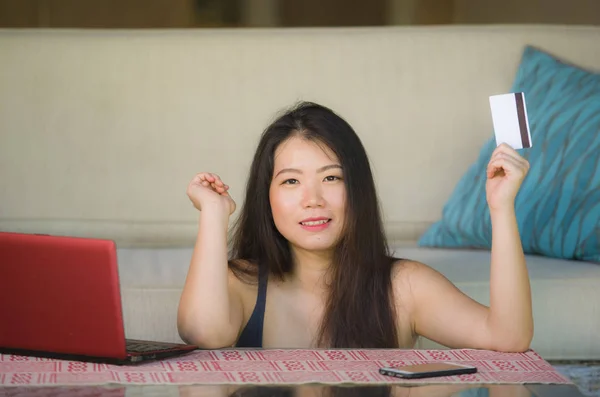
[228,258,259,280]
[226,259,263,323]
[391,257,466,324]
[390,258,443,314]
[227,259,261,295]
[391,258,445,287]
[391,258,428,284]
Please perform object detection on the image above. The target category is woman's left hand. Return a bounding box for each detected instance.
[485,143,530,212]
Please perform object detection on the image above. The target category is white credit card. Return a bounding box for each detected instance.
[489,93,532,149]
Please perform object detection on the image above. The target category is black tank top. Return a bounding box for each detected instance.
[236,266,268,348]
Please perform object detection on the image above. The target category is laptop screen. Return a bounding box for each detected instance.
[0,232,128,359]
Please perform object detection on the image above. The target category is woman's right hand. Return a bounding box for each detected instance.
[187,172,236,216]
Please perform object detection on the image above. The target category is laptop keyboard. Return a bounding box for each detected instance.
[126,340,178,353]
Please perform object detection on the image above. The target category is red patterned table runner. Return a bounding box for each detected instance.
[0,349,571,386]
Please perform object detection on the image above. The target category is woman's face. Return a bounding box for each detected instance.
[269,136,346,254]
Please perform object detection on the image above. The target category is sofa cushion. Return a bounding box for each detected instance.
[114,246,600,359]
[418,46,600,263]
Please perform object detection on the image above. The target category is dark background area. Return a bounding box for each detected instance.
[1,0,599,29]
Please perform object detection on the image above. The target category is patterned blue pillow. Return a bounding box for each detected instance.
[418,46,600,263]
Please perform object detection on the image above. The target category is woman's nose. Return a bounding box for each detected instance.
[302,184,325,208]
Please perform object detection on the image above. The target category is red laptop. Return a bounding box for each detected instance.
[0,232,198,364]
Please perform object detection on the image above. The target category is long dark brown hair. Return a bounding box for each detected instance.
[228,101,399,348]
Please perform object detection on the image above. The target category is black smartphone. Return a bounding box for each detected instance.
[379,363,477,379]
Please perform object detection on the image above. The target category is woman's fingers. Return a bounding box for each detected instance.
[487,155,527,179]
[491,144,530,169]
[207,173,225,187]
[212,183,228,193]
[194,173,230,194]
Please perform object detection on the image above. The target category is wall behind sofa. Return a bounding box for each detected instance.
[2,25,600,247]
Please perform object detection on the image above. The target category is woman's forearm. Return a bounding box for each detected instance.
[487,208,534,351]
[177,211,238,347]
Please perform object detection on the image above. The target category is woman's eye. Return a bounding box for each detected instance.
[324,175,341,182]
[283,179,299,185]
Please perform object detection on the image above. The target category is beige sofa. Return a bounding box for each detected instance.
[1,25,599,360]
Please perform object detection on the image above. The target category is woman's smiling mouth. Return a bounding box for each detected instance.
[299,217,332,231]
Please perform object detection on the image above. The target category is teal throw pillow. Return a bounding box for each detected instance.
[418,46,600,263]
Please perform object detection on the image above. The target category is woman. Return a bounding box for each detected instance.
[177,101,533,351]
